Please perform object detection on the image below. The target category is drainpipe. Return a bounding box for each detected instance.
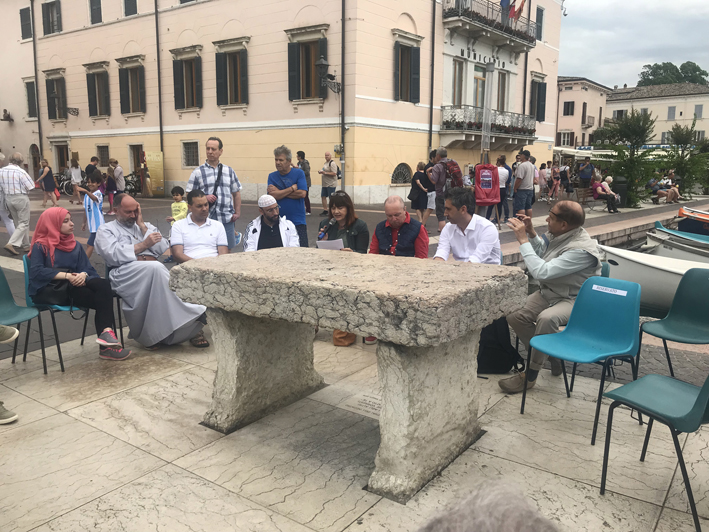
[340,0,346,191]
[427,0,436,153]
[521,0,532,116]
[154,0,164,153]
[30,0,43,158]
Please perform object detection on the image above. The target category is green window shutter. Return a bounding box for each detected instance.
[20,8,32,39]
[318,38,328,99]
[215,52,228,106]
[119,68,130,114]
[101,72,110,116]
[87,73,98,116]
[124,0,137,16]
[194,56,202,108]
[42,3,50,35]
[393,41,400,101]
[27,82,38,118]
[90,0,102,24]
[410,46,420,104]
[173,60,185,109]
[239,50,249,105]
[55,0,62,32]
[46,79,56,119]
[537,82,546,122]
[138,66,146,113]
[57,77,67,114]
[287,42,300,101]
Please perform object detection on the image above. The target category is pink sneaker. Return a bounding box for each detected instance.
[96,330,121,346]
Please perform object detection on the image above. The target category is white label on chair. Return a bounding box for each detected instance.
[592,284,627,296]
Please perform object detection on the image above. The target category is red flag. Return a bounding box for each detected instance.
[514,0,525,20]
[508,0,517,18]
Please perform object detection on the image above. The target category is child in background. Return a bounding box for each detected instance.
[79,173,105,258]
[105,168,117,215]
[163,186,188,263]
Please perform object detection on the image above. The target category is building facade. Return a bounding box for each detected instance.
[8,0,561,202]
[556,76,610,148]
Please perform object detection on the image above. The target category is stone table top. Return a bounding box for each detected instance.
[170,248,527,347]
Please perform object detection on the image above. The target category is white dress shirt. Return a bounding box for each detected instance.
[434,214,501,264]
[170,214,228,260]
[520,235,598,280]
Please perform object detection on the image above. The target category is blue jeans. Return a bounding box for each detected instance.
[513,189,534,213]
[222,219,236,249]
[486,188,509,221]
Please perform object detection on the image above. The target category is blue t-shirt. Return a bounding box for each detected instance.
[579,163,594,179]
[267,168,307,226]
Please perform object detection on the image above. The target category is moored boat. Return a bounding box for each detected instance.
[645,232,709,264]
[653,222,709,249]
[677,206,709,237]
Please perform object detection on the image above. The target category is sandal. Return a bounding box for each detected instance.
[190,331,210,349]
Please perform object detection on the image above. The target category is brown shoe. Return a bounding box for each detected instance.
[549,357,563,377]
[4,243,18,256]
[498,372,536,394]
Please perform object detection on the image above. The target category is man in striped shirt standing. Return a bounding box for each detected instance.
[0,153,34,255]
[186,137,242,250]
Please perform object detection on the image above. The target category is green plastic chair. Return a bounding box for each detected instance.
[640,268,709,377]
[0,266,41,364]
[601,373,709,532]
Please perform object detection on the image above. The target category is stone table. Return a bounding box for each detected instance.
[170,248,526,502]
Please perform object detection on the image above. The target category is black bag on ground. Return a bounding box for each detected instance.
[477,317,525,374]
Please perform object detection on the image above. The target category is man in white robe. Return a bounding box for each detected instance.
[95,194,207,347]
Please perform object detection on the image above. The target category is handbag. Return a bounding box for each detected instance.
[407,186,421,201]
[33,269,87,320]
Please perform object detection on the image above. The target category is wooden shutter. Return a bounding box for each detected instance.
[90,0,101,24]
[173,60,185,109]
[27,82,38,118]
[215,52,228,106]
[20,8,32,39]
[138,66,146,113]
[582,102,587,124]
[119,68,130,114]
[393,41,400,101]
[46,79,56,119]
[57,77,67,115]
[410,46,421,104]
[573,134,577,147]
[87,73,98,116]
[239,49,249,104]
[536,82,546,122]
[318,38,328,99]
[101,71,110,116]
[556,132,561,146]
[194,56,202,108]
[42,3,50,35]
[55,0,62,32]
[124,0,137,16]
[287,42,300,101]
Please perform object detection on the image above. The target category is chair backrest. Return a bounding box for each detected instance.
[674,372,709,433]
[21,255,35,308]
[0,267,19,309]
[601,262,610,278]
[563,276,641,355]
[665,268,709,332]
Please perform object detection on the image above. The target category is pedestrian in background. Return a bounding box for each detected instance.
[295,151,312,215]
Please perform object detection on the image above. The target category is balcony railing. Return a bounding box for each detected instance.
[442,105,537,137]
[582,116,595,129]
[442,0,537,46]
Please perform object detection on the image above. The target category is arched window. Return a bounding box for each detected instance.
[391,163,412,184]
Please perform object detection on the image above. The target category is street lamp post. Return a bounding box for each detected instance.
[315,55,346,191]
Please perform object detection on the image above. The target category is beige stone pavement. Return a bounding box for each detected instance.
[1,326,708,532]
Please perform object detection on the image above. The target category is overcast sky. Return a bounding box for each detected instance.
[558,0,709,89]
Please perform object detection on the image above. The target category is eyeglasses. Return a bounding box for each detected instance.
[548,208,566,222]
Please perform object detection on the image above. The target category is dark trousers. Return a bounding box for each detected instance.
[596,192,617,211]
[36,277,115,335]
[486,188,509,221]
[304,187,311,214]
[296,224,309,247]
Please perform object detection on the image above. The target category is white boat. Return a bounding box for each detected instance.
[645,232,709,264]
[600,245,709,316]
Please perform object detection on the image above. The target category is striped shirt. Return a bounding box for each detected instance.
[186,161,242,224]
[84,190,105,233]
[0,164,34,195]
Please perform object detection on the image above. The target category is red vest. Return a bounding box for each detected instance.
[474,164,500,206]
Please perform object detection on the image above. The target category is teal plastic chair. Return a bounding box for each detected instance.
[22,254,89,373]
[601,373,709,532]
[0,267,41,364]
[601,261,610,278]
[640,268,709,378]
[520,276,641,446]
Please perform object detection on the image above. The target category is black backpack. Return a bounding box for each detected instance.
[477,317,525,374]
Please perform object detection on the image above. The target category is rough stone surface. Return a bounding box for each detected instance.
[203,308,324,433]
[171,248,527,347]
[368,329,482,503]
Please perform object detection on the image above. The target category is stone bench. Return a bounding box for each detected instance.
[170,247,526,502]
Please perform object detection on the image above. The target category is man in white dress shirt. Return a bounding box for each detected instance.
[433,187,501,264]
[170,190,228,262]
[499,201,602,393]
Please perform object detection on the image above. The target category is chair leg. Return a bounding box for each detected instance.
[37,313,47,374]
[640,418,654,462]
[49,310,65,373]
[22,318,31,362]
[662,339,675,378]
[12,322,20,362]
[671,428,701,532]
[80,311,89,346]
[561,360,570,398]
[591,358,610,446]
[600,402,619,495]
[570,362,577,392]
[520,347,533,415]
[117,298,124,347]
[637,329,643,377]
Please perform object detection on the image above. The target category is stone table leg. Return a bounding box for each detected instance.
[368,329,481,503]
[203,308,324,434]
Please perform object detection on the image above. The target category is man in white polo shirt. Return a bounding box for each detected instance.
[434,187,501,264]
[170,189,228,263]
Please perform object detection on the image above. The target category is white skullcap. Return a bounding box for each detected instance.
[258,194,277,208]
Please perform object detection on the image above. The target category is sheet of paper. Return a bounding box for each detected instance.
[316,239,345,250]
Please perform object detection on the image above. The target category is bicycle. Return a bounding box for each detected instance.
[57,169,75,196]
[124,172,142,197]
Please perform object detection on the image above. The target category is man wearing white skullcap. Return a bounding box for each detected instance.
[243,194,301,251]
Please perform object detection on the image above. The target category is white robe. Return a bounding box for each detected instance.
[95,220,206,346]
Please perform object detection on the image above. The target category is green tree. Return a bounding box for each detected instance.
[664,119,709,197]
[637,61,708,87]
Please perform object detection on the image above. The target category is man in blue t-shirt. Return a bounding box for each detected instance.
[267,145,309,247]
[578,157,594,188]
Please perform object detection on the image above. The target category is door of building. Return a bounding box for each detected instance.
[56,145,69,172]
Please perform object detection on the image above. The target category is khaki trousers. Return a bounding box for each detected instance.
[507,291,574,371]
[6,194,30,249]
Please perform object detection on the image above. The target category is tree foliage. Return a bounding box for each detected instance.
[637,61,709,87]
[664,119,709,197]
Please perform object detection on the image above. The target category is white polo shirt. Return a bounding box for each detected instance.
[170,214,228,260]
[434,214,501,264]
